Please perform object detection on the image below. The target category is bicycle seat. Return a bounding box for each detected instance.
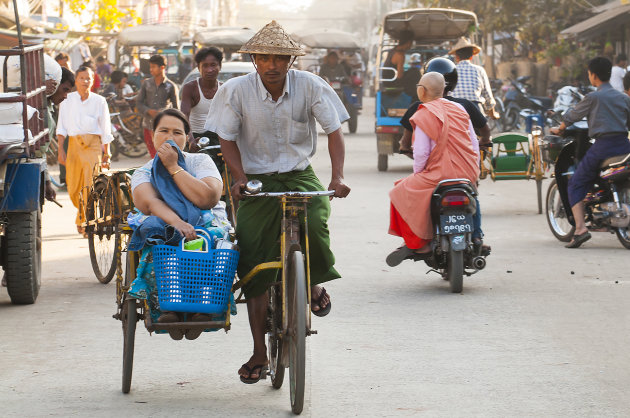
[600,153,630,169]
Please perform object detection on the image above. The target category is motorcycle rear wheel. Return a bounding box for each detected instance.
[545,179,575,242]
[447,249,464,293]
[615,186,630,249]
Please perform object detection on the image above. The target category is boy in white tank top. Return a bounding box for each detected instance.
[181,47,223,169]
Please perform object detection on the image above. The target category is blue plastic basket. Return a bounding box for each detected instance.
[152,229,239,314]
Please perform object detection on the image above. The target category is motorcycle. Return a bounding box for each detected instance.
[544,123,630,249]
[486,78,505,133]
[326,75,360,134]
[412,179,490,293]
[106,94,147,159]
[502,76,553,132]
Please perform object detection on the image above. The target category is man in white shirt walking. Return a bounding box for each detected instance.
[57,65,113,236]
[610,53,627,92]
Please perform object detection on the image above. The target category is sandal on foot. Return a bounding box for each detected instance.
[565,232,591,249]
[239,364,268,384]
[311,287,331,317]
[386,245,414,267]
[185,313,211,340]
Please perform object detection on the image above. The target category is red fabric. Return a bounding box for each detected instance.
[389,203,428,250]
[91,74,101,92]
[389,98,479,240]
[143,128,157,158]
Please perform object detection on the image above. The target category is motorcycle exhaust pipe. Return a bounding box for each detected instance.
[472,256,486,270]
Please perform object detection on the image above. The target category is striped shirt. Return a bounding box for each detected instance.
[450,60,496,110]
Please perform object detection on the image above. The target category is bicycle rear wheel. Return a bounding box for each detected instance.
[87,179,120,284]
[287,250,306,414]
[119,133,148,158]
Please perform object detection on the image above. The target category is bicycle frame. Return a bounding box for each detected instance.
[233,191,332,334]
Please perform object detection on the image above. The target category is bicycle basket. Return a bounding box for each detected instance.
[152,230,239,314]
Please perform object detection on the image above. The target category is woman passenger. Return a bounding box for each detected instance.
[130,108,225,340]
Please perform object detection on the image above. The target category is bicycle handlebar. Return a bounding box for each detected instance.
[244,190,335,198]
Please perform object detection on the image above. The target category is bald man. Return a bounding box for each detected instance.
[387,72,480,265]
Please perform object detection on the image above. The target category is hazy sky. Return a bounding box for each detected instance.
[251,0,315,12]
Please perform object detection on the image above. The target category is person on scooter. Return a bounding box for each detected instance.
[387,72,479,266]
[398,57,490,250]
[550,57,630,248]
[449,37,499,120]
[318,51,349,83]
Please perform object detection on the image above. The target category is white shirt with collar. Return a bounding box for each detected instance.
[204,69,349,175]
[56,91,113,144]
[611,65,626,92]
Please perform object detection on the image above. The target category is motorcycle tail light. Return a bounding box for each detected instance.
[376,126,400,134]
[441,193,470,207]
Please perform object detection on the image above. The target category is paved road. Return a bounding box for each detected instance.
[2,98,630,417]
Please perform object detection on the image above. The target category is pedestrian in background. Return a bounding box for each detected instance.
[137,54,179,157]
[56,66,113,236]
[610,53,627,92]
[55,52,70,69]
[181,47,222,155]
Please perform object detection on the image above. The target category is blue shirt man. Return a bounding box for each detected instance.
[551,57,630,248]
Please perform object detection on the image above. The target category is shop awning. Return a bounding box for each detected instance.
[561,4,630,39]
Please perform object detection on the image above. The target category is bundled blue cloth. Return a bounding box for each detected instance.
[128,140,203,251]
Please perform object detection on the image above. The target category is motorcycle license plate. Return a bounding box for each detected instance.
[440,214,473,235]
[331,81,341,89]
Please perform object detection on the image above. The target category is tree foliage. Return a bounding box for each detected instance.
[408,0,607,57]
[62,0,140,32]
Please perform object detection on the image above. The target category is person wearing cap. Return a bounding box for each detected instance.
[205,20,351,384]
[449,37,499,120]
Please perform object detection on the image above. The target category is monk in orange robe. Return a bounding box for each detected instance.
[387,72,479,266]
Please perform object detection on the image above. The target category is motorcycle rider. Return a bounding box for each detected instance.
[399,57,490,250]
[449,37,499,120]
[550,57,630,248]
[318,51,349,82]
[387,72,479,265]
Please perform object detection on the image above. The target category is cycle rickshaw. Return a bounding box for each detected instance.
[479,117,547,214]
[82,141,326,415]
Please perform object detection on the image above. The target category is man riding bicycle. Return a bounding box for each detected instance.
[205,20,351,384]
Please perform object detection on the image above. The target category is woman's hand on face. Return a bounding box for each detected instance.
[157,142,179,172]
[172,219,197,241]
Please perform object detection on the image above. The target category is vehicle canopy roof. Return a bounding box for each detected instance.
[193,27,255,49]
[292,28,361,50]
[118,24,182,47]
[383,8,477,43]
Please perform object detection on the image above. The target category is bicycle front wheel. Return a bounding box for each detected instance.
[287,250,306,414]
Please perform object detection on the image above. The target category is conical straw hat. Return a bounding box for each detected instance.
[238,20,305,56]
[448,37,481,56]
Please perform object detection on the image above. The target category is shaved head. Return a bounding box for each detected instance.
[418,72,445,101]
